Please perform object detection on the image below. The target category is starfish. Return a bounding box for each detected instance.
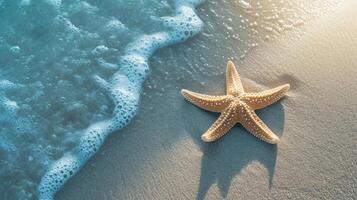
[181,61,290,144]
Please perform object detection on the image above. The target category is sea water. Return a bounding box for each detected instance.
[0,0,341,199]
[0,0,204,199]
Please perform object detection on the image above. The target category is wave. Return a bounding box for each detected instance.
[37,0,204,199]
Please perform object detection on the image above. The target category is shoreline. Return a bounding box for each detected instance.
[57,0,357,199]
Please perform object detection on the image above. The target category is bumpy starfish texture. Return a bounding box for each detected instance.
[181,61,290,144]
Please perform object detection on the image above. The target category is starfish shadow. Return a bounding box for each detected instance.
[181,99,285,200]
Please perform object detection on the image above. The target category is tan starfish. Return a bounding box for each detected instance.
[181,61,290,144]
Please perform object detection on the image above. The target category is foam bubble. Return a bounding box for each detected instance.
[91,45,110,56]
[104,19,127,33]
[0,80,22,117]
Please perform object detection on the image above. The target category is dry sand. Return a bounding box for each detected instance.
[57,0,357,199]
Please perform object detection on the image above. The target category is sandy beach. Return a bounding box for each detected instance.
[56,1,357,199]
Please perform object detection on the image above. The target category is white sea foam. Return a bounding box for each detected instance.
[37,0,204,199]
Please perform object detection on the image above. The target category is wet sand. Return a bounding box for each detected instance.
[57,0,357,199]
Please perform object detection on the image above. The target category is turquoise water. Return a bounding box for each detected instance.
[0,0,203,199]
[0,0,341,199]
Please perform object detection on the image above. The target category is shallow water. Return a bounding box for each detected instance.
[1,0,203,199]
[0,0,341,199]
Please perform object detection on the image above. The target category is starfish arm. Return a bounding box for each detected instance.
[243,84,290,110]
[201,103,238,142]
[226,61,244,95]
[181,89,232,112]
[239,104,280,144]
